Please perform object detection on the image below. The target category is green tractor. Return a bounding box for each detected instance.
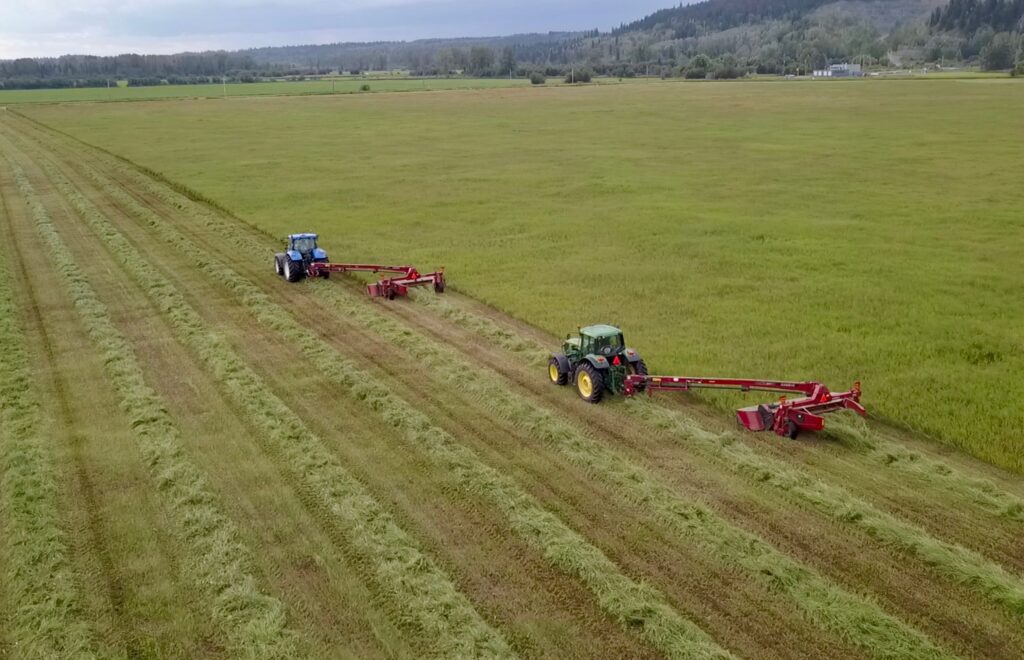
[549,324,648,403]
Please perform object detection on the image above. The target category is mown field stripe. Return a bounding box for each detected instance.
[310,285,956,659]
[43,125,957,660]
[49,150,735,660]
[12,148,513,659]
[1,150,306,658]
[409,292,1024,613]
[0,163,95,658]
[43,102,1017,530]
[413,291,1024,522]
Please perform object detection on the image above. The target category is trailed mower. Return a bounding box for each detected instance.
[274,233,445,299]
[550,324,865,439]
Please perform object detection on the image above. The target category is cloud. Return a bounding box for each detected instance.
[1,0,671,58]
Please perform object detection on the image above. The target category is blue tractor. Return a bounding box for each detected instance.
[274,233,329,282]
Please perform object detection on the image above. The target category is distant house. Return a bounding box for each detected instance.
[813,63,864,78]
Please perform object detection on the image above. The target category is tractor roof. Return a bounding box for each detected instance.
[288,233,318,240]
[581,324,622,338]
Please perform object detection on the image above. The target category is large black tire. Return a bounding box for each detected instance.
[784,420,800,440]
[434,279,446,294]
[284,258,304,282]
[574,362,605,403]
[630,358,649,392]
[274,254,285,277]
[548,355,569,386]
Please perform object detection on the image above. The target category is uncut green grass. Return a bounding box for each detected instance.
[22,79,1024,471]
[0,77,530,104]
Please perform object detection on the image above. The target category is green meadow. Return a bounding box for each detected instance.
[22,78,1024,471]
[0,76,530,104]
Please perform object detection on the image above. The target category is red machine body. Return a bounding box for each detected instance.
[307,263,445,299]
[623,375,864,438]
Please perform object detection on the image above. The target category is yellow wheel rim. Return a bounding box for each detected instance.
[549,363,559,382]
[577,371,593,398]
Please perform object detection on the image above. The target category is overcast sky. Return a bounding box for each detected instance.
[1,1,674,59]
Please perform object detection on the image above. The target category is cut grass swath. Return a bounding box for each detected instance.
[52,137,956,660]
[310,284,954,659]
[66,159,734,660]
[411,292,1024,610]
[2,152,304,658]
[412,290,1024,523]
[21,153,513,659]
[0,165,95,658]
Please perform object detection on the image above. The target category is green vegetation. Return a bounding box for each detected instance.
[24,157,512,658]
[0,77,528,104]
[3,153,302,657]
[404,288,1024,614]
[0,169,95,657]
[99,159,953,660]
[47,142,732,660]
[4,76,1024,657]
[22,80,1024,471]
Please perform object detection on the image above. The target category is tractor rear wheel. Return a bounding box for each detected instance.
[630,358,649,391]
[574,363,604,403]
[548,356,568,386]
[284,259,304,282]
[274,254,284,277]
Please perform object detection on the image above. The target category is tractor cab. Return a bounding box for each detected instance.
[287,233,328,263]
[549,324,646,403]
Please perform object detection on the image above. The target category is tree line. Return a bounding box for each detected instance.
[2,0,1023,89]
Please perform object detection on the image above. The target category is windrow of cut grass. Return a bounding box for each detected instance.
[409,291,1024,614]
[1,151,303,658]
[826,417,1024,522]
[18,152,513,659]
[411,291,1024,524]
[75,140,954,660]
[308,288,954,660]
[0,168,95,657]
[22,112,1024,528]
[56,154,736,660]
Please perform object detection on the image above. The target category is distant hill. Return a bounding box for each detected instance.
[614,0,841,35]
[2,0,1022,89]
[929,0,1024,33]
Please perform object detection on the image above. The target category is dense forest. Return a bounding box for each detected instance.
[1,0,1022,89]
[613,0,837,34]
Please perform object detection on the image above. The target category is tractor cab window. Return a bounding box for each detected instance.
[593,334,624,356]
[291,237,317,254]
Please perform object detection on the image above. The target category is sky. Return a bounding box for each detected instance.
[0,0,675,59]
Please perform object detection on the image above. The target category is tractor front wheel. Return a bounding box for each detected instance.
[548,356,568,386]
[274,254,284,277]
[574,363,604,403]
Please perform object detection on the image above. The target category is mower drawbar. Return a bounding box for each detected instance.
[623,375,865,439]
[308,263,446,299]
